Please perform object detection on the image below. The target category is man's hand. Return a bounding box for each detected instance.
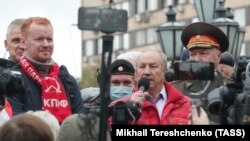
[130,91,149,107]
[190,105,209,125]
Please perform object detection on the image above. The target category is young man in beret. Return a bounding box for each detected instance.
[109,59,136,101]
[81,59,136,106]
[174,22,230,124]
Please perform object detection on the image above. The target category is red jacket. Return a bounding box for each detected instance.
[109,81,191,125]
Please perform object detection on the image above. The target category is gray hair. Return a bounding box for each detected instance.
[135,48,168,69]
[6,19,26,39]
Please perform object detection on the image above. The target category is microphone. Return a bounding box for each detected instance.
[138,77,150,92]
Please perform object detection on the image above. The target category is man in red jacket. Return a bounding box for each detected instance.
[110,49,191,125]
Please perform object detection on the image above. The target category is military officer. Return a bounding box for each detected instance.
[174,22,229,124]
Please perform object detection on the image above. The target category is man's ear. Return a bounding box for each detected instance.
[216,51,222,65]
[4,40,9,51]
[164,67,168,79]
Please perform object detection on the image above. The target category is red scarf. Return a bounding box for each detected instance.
[19,56,72,123]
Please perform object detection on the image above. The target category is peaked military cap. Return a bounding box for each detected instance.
[111,59,135,75]
[181,22,229,52]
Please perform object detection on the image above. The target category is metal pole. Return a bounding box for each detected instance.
[172,29,176,68]
[99,34,113,141]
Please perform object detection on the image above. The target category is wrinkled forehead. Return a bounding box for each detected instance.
[136,58,164,69]
[138,52,164,64]
[6,25,22,38]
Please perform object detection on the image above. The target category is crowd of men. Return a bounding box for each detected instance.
[0,16,240,141]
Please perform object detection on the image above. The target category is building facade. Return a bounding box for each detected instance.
[80,0,250,65]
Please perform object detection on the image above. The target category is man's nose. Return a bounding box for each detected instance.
[19,44,26,50]
[42,39,50,46]
[143,66,151,75]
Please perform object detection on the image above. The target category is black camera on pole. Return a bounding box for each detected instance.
[78,7,127,33]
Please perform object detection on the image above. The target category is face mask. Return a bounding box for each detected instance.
[110,86,133,101]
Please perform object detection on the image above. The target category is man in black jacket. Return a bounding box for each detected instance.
[0,18,26,124]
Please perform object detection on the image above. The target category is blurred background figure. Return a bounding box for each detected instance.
[180,49,189,61]
[81,87,100,106]
[166,49,190,82]
[0,113,54,141]
[27,110,60,141]
[57,112,111,141]
[116,51,142,69]
[217,51,235,81]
